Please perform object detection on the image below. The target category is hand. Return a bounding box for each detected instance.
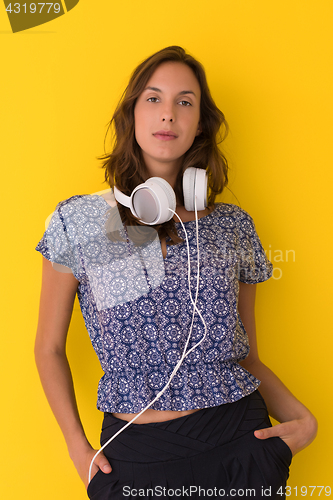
[70,444,112,489]
[254,413,318,456]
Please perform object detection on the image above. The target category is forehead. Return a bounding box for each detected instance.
[146,62,201,95]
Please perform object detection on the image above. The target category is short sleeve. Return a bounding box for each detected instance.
[237,209,273,284]
[35,201,77,274]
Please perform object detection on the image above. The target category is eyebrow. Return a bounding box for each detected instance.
[144,86,197,97]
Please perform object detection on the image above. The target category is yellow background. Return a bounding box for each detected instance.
[1,1,332,498]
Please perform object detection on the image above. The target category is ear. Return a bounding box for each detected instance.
[195,121,202,136]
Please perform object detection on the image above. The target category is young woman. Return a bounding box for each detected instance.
[35,46,317,499]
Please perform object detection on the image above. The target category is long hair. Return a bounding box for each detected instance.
[100,46,229,244]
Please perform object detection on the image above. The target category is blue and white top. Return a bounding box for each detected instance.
[36,193,273,413]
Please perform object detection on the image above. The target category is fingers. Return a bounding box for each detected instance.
[94,451,112,474]
[254,423,285,440]
[254,417,318,457]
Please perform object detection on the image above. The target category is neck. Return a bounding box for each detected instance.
[143,156,183,189]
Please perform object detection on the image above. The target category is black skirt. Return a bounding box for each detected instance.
[87,390,292,499]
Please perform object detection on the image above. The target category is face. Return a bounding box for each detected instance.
[134,61,201,182]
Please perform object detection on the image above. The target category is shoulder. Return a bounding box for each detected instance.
[46,194,109,229]
[213,203,255,223]
[210,204,259,238]
[55,194,89,211]
[55,189,115,211]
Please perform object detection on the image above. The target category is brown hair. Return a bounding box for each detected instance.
[100,46,229,244]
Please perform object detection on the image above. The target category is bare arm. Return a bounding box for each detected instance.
[238,282,317,455]
[34,258,111,488]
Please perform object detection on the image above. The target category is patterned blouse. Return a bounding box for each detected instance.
[36,194,273,413]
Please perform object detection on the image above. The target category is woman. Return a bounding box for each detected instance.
[35,46,317,499]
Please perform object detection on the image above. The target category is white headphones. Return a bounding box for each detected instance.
[113,167,208,225]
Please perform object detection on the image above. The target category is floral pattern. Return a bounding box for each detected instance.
[36,194,273,413]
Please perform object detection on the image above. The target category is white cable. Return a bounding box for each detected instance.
[88,197,207,483]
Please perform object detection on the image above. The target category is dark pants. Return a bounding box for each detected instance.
[87,391,292,499]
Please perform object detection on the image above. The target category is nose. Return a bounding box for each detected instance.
[161,103,175,123]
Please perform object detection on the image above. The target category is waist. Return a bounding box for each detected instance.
[111,407,201,424]
[100,391,271,464]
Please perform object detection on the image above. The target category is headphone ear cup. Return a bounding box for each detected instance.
[183,167,196,212]
[132,177,176,225]
[183,168,207,211]
[148,177,176,210]
[194,168,208,211]
[145,177,176,223]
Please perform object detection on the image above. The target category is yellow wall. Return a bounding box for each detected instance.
[1,0,332,497]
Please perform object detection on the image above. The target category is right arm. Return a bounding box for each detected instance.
[34,258,111,489]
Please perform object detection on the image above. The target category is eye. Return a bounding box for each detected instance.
[179,100,192,106]
[147,97,159,103]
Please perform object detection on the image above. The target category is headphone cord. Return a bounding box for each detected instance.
[88,197,207,484]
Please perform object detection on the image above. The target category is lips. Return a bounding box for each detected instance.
[153,130,178,140]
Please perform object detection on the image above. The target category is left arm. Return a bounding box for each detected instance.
[238,282,317,456]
